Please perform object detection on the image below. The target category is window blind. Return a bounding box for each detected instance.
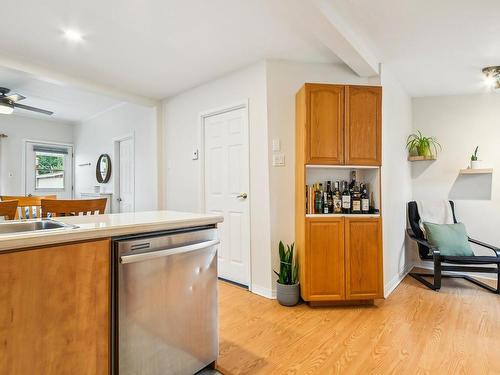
[33,145,69,155]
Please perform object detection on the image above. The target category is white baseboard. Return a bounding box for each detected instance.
[250,284,276,299]
[384,263,414,297]
[252,268,415,300]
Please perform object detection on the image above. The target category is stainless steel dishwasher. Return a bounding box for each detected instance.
[112,226,219,375]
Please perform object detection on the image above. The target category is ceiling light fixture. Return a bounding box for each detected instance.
[0,101,14,115]
[63,29,84,42]
[482,66,500,89]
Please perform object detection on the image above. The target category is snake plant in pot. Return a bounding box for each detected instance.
[274,241,299,306]
[470,146,482,169]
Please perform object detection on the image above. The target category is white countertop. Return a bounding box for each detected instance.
[0,210,223,252]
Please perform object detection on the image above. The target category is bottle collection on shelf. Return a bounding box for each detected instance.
[306,171,379,215]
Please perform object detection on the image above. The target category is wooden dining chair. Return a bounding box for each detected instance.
[0,200,19,220]
[41,198,107,217]
[1,195,57,219]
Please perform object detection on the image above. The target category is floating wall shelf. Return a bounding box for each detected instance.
[459,168,493,175]
[408,155,437,161]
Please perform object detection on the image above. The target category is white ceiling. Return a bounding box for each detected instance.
[0,0,340,100]
[329,0,500,97]
[0,66,123,123]
[0,0,497,100]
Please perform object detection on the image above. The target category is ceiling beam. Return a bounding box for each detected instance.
[287,0,379,77]
[0,55,160,107]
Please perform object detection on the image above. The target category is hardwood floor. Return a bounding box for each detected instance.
[217,274,499,374]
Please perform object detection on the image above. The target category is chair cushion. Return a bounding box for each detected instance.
[423,222,474,257]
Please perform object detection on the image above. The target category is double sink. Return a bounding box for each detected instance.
[0,219,78,235]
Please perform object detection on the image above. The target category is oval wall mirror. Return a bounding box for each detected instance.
[96,154,112,183]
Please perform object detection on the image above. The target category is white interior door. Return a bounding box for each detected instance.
[203,106,250,286]
[118,138,135,213]
[25,141,73,199]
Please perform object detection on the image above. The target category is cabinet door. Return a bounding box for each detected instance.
[345,217,383,300]
[345,86,381,165]
[306,84,344,164]
[0,240,110,375]
[305,217,345,300]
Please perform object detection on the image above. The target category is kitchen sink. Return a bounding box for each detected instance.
[0,219,78,235]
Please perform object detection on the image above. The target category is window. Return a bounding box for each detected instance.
[35,151,66,190]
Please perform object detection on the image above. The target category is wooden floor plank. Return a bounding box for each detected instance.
[217,274,500,375]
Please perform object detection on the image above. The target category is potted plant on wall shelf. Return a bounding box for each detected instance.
[406,130,442,160]
[470,146,482,169]
[275,241,299,306]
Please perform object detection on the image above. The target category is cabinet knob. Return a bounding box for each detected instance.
[236,193,248,199]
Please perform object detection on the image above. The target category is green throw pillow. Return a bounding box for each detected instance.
[423,222,474,256]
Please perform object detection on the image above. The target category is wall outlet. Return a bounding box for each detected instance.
[192,148,199,160]
[272,139,281,152]
[272,153,285,167]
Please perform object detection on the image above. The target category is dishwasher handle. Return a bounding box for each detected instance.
[120,239,220,264]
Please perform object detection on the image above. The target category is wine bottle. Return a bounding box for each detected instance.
[317,183,324,213]
[333,181,342,213]
[342,181,351,214]
[369,191,375,214]
[351,183,361,214]
[361,183,370,214]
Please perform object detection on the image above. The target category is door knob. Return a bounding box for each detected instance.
[117,197,123,202]
[236,193,248,199]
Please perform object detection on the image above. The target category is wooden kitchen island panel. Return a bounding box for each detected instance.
[0,239,110,375]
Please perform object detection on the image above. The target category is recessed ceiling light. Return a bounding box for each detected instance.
[63,29,84,43]
[482,66,500,89]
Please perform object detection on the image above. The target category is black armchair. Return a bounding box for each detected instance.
[407,201,500,294]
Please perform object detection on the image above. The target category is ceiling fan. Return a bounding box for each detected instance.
[0,87,53,115]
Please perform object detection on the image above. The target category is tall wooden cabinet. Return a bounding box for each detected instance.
[295,83,383,303]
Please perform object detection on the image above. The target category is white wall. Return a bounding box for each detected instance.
[379,67,414,295]
[163,62,273,296]
[73,103,158,212]
[412,93,500,258]
[0,115,73,195]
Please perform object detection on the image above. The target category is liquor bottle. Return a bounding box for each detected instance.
[314,183,319,214]
[333,181,342,213]
[349,170,358,191]
[341,181,351,214]
[351,183,361,214]
[323,188,329,214]
[361,183,370,214]
[327,181,333,213]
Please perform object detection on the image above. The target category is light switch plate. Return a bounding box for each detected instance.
[272,153,285,167]
[192,148,199,160]
[272,139,281,152]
